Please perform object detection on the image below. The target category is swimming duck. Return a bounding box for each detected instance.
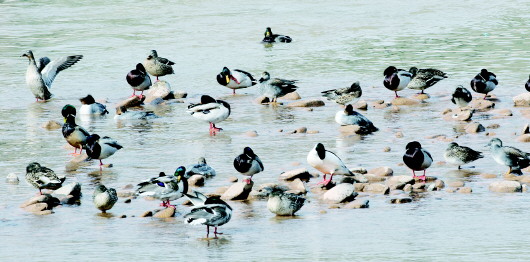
[186,95,231,134]
[321,81,362,105]
[403,141,432,182]
[487,138,530,175]
[407,67,447,94]
[92,184,118,213]
[262,27,292,43]
[114,106,158,120]
[25,162,65,194]
[85,134,123,166]
[216,67,256,95]
[136,167,188,208]
[383,66,413,98]
[267,186,305,216]
[470,69,498,99]
[525,74,530,92]
[79,95,109,115]
[335,104,378,134]
[186,157,216,178]
[307,143,360,186]
[21,50,83,101]
[143,50,174,81]
[126,63,152,97]
[233,147,264,184]
[451,86,473,108]
[184,191,232,238]
[444,142,483,169]
[62,104,90,155]
[258,71,298,104]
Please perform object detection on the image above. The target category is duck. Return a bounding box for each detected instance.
[267,186,305,216]
[85,134,123,166]
[25,162,65,194]
[79,95,109,115]
[444,142,483,169]
[21,50,83,101]
[126,63,152,97]
[186,157,216,178]
[451,85,473,108]
[216,67,256,95]
[92,184,118,213]
[335,104,378,134]
[406,67,447,94]
[233,147,264,184]
[262,27,292,43]
[383,66,413,98]
[470,69,498,99]
[525,74,530,92]
[136,167,188,208]
[114,106,158,120]
[307,143,363,186]
[321,81,362,105]
[186,95,231,134]
[258,71,298,104]
[184,191,232,239]
[143,50,174,81]
[403,141,433,182]
[487,138,530,175]
[61,104,90,155]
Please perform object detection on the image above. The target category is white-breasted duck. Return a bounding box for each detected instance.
[79,95,109,115]
[258,71,298,104]
[85,134,122,167]
[383,66,412,98]
[25,162,65,194]
[186,95,231,134]
[126,63,152,97]
[451,85,473,108]
[307,143,364,186]
[407,67,447,94]
[143,50,174,81]
[136,167,188,208]
[321,81,362,105]
[216,67,256,95]
[335,104,378,134]
[62,104,90,155]
[444,142,483,169]
[233,147,264,184]
[262,27,292,43]
[184,191,232,239]
[470,69,498,99]
[93,184,118,213]
[403,141,433,182]
[487,138,530,175]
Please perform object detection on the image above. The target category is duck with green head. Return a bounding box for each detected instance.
[62,104,90,155]
[136,166,188,208]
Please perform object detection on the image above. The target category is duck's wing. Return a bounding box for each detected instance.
[270,78,297,86]
[184,191,208,206]
[157,57,175,66]
[504,146,530,159]
[101,136,123,150]
[41,55,83,88]
[233,69,256,82]
[37,57,51,73]
[184,204,228,225]
[186,102,220,114]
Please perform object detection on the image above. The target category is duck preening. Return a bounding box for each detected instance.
[136,167,188,208]
[184,191,232,239]
[470,69,498,99]
[85,134,122,167]
[126,63,152,97]
[407,67,447,94]
[403,141,433,181]
[143,50,174,81]
[61,104,90,155]
[321,81,362,105]
[267,186,305,216]
[451,86,473,108]
[258,71,298,104]
[307,143,361,186]
[93,184,118,213]
[233,147,264,184]
[216,67,256,95]
[79,95,109,115]
[25,162,65,194]
[186,95,231,134]
[383,66,412,98]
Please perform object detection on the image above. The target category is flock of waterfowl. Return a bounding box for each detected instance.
[18,27,530,239]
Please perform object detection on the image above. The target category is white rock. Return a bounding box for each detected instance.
[322,183,358,203]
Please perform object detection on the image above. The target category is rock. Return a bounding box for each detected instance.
[350,167,367,174]
[24,203,48,213]
[53,182,82,199]
[344,199,369,209]
[34,210,54,215]
[115,95,144,109]
[322,183,358,203]
[448,181,465,187]
[395,131,404,138]
[372,101,390,109]
[172,91,187,99]
[294,127,307,134]
[414,93,430,100]
[390,197,412,204]
[465,122,485,134]
[354,100,368,110]
[487,124,500,129]
[244,131,258,137]
[403,184,412,192]
[458,187,472,193]
[434,179,445,189]
[255,96,270,104]
[443,108,473,121]
[516,135,530,143]
[279,168,313,181]
[383,147,391,152]
[364,174,386,183]
[124,199,132,204]
[289,178,307,194]
[287,99,325,108]
[20,194,59,208]
[5,173,19,184]
[307,130,319,134]
[215,186,229,195]
[339,125,362,134]
[42,120,62,130]
[363,184,390,194]
[227,176,238,183]
[481,173,497,179]
[489,181,522,193]
[386,175,415,190]
[120,215,127,218]
[140,211,153,217]
[368,167,393,177]
[513,93,530,107]
[117,190,134,198]
[221,181,254,200]
[353,183,367,192]
[412,183,426,192]
[122,184,134,190]
[188,175,205,187]
[390,105,400,113]
[280,91,301,100]
[145,81,171,103]
[392,97,419,106]
[153,207,175,218]
[446,188,458,193]
[492,109,513,116]
[470,99,495,110]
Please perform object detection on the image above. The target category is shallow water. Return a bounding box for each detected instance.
[1,0,530,261]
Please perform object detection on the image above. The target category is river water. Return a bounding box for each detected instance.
[1,0,530,261]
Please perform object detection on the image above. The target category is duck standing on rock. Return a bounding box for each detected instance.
[25,162,65,195]
[85,134,122,167]
[143,50,174,81]
[62,104,90,155]
[267,187,305,216]
[184,191,232,239]
[79,95,108,115]
[487,138,530,175]
[406,67,447,94]
[21,50,83,101]
[187,95,231,135]
[307,143,362,186]
[233,147,263,184]
[470,69,498,99]
[126,63,152,97]
[216,67,256,95]
[451,86,473,108]
[93,184,118,213]
[136,167,188,208]
[335,104,378,134]
[186,157,216,178]
[403,141,433,182]
[444,142,483,169]
[383,66,412,98]
[262,27,292,43]
[258,71,298,104]
[321,81,362,106]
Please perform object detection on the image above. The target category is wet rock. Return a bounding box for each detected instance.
[492,109,513,116]
[386,175,415,190]
[350,167,367,174]
[188,175,205,187]
[446,188,458,193]
[54,182,82,199]
[480,173,497,179]
[434,179,445,189]
[390,196,412,204]
[363,184,389,194]
[344,199,369,209]
[353,183,367,192]
[279,91,301,100]
[465,122,485,134]
[339,125,362,134]
[24,203,49,213]
[383,147,391,152]
[34,210,54,215]
[124,199,132,204]
[287,99,325,108]
[442,108,473,121]
[145,80,171,103]
[227,176,238,183]
[458,187,473,193]
[42,120,62,130]
[117,190,134,198]
[412,183,426,192]
[322,183,358,203]
[279,168,313,182]
[448,181,465,187]
[255,96,270,104]
[5,173,19,184]
[470,99,495,110]
[215,186,229,195]
[140,211,153,217]
[513,93,530,107]
[116,95,144,109]
[307,130,319,134]
[294,127,307,134]
[414,93,430,100]
[354,100,368,110]
[517,175,530,183]
[395,131,404,138]
[244,131,258,137]
[20,194,59,208]
[403,184,412,192]
[221,181,254,200]
[368,167,393,177]
[172,90,187,99]
[516,124,530,142]
[372,101,390,109]
[486,124,500,129]
[153,207,176,218]
[364,174,386,183]
[489,181,522,193]
[392,97,419,106]
[289,178,307,194]
[58,195,78,205]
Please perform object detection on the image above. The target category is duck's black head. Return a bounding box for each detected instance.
[86,134,101,146]
[344,104,354,115]
[147,50,158,60]
[243,147,255,156]
[205,195,232,209]
[135,63,146,74]
[405,141,422,150]
[26,162,41,173]
[480,69,489,77]
[265,27,273,37]
[315,143,326,160]
[200,95,217,104]
[383,66,397,77]
[259,71,270,83]
[174,166,186,181]
[62,104,77,119]
[408,67,418,76]
[21,50,34,60]
[217,67,231,85]
[79,95,95,105]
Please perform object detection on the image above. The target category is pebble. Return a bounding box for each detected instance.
[279,91,301,100]
[294,127,307,134]
[367,166,393,177]
[390,197,412,204]
[487,124,500,129]
[120,215,127,218]
[383,147,391,152]
[42,120,62,130]
[491,109,513,116]
[215,186,229,195]
[353,183,366,192]
[24,203,49,213]
[442,108,473,121]
[513,93,530,106]
[221,181,254,200]
[354,100,368,110]
[391,97,419,106]
[480,173,497,179]
[386,175,415,190]
[403,184,412,192]
[244,131,258,137]
[414,93,430,100]
[350,167,367,174]
[307,130,319,134]
[153,207,175,218]
[362,184,390,194]
[371,100,390,109]
[338,125,362,134]
[287,99,325,107]
[465,122,485,134]
[516,134,530,143]
[448,181,465,187]
[344,199,369,209]
[124,199,132,204]
[279,168,313,181]
[395,131,404,138]
[115,95,144,109]
[458,187,473,193]
[188,175,205,187]
[145,80,171,103]
[255,96,270,104]
[117,190,135,198]
[434,179,445,189]
[489,181,522,193]
[5,173,19,184]
[289,178,307,194]
[173,90,187,99]
[364,174,386,183]
[322,183,358,203]
[122,184,134,190]
[470,99,495,110]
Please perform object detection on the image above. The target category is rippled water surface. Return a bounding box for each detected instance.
[1,0,530,261]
